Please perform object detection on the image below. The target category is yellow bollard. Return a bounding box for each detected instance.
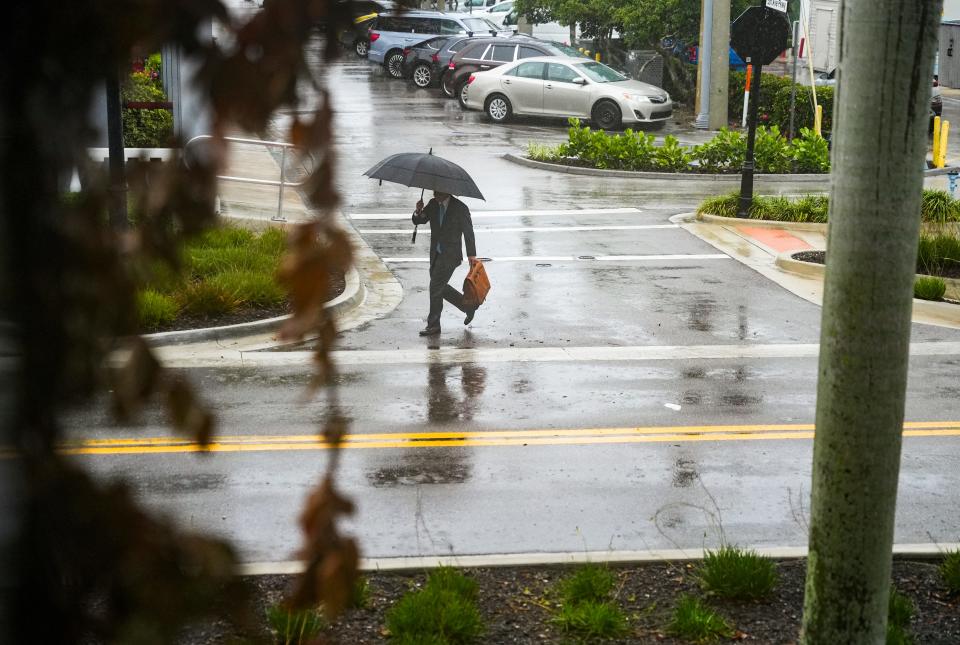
[934,115,942,167]
[584,50,591,57]
[595,52,601,62]
[578,48,584,54]
[939,120,950,168]
[814,104,823,137]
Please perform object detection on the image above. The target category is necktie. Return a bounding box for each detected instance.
[436,202,446,254]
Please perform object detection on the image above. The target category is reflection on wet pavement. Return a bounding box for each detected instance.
[428,363,487,423]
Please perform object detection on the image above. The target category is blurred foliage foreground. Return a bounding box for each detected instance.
[1,1,368,641]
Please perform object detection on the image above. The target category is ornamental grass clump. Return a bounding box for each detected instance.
[136,288,179,330]
[698,545,778,600]
[552,565,629,638]
[385,568,484,644]
[921,189,957,227]
[265,603,327,645]
[914,276,947,301]
[887,586,915,645]
[940,549,960,594]
[667,594,734,642]
[917,233,960,277]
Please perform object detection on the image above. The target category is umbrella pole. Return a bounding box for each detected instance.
[412,187,424,244]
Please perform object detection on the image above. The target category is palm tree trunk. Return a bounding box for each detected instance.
[800,1,942,643]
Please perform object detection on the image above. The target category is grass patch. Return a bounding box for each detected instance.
[350,576,372,609]
[887,586,915,645]
[921,189,959,226]
[527,141,562,162]
[940,549,960,594]
[698,545,778,600]
[136,288,179,330]
[917,233,960,277]
[385,568,483,644]
[551,565,628,639]
[914,276,946,301]
[552,599,628,639]
[137,224,288,328]
[667,594,734,642]
[265,603,327,645]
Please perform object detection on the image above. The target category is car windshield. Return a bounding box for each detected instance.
[574,61,627,83]
[462,17,499,33]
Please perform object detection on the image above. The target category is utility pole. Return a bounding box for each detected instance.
[694,0,714,129]
[105,66,128,229]
[708,0,731,130]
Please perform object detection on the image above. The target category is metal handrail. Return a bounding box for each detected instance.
[185,134,313,222]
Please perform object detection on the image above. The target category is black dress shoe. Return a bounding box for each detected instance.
[463,307,477,325]
[419,326,441,336]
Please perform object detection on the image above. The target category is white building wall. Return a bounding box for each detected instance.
[805,0,839,72]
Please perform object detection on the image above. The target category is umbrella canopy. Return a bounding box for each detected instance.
[363,152,485,200]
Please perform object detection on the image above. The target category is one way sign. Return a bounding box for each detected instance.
[766,0,788,12]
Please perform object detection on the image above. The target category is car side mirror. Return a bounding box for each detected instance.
[573,77,587,85]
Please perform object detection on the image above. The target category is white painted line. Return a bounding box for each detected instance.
[358,224,680,234]
[239,542,960,575]
[158,341,960,368]
[348,207,642,220]
[382,254,730,263]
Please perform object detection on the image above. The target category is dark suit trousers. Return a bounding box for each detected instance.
[427,260,469,327]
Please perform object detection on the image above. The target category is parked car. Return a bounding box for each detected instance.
[462,56,672,130]
[367,11,504,78]
[462,0,500,7]
[443,38,588,106]
[480,0,514,28]
[401,36,463,87]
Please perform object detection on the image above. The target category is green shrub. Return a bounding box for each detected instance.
[791,128,831,173]
[385,569,483,644]
[667,594,734,642]
[772,84,835,135]
[887,586,914,645]
[729,71,793,124]
[921,189,957,226]
[121,72,173,148]
[915,276,947,301]
[697,192,830,223]
[265,603,326,645]
[940,549,960,593]
[654,135,693,172]
[351,576,372,609]
[558,565,616,605]
[698,545,778,600]
[692,128,745,172]
[755,126,792,173]
[136,289,179,329]
[917,233,960,276]
[696,192,740,218]
[553,600,628,639]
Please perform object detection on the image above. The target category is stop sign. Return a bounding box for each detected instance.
[731,6,792,66]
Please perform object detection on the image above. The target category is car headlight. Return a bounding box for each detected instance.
[623,93,648,102]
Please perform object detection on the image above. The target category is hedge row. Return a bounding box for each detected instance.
[728,71,834,136]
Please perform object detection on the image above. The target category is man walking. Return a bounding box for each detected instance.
[412,191,478,336]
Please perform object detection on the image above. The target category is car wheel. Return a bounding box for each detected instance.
[485,94,512,123]
[386,51,405,78]
[412,64,432,88]
[355,39,369,57]
[457,80,470,108]
[440,72,456,98]
[592,99,622,131]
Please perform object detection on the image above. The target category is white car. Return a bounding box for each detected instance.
[462,56,672,130]
[480,0,514,28]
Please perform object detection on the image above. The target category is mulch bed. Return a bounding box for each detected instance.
[793,250,960,281]
[143,270,346,334]
[184,559,959,644]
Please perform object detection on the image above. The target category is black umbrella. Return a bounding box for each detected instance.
[364,149,485,243]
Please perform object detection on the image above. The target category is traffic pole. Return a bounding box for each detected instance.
[742,64,752,129]
[737,61,762,218]
[788,20,800,141]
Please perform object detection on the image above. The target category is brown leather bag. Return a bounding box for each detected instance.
[463,261,491,307]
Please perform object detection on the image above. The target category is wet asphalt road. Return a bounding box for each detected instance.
[64,52,960,562]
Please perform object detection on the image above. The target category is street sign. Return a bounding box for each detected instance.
[731,6,792,66]
[766,0,788,12]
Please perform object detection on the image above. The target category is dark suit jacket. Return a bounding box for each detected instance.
[412,196,476,267]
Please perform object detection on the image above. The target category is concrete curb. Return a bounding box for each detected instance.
[776,251,960,316]
[239,543,960,576]
[143,265,364,347]
[503,153,831,184]
[697,212,829,233]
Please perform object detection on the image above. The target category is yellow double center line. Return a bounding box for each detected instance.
[45,421,960,456]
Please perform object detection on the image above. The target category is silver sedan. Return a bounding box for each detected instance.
[462,55,672,130]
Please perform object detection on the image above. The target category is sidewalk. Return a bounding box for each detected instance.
[676,213,960,330]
